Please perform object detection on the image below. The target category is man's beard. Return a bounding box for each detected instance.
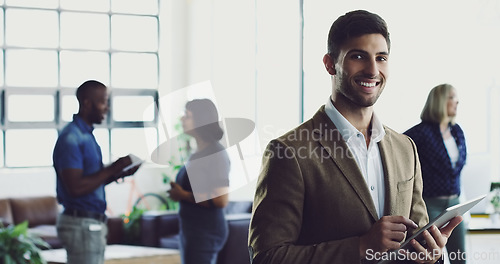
[335,73,383,107]
[90,104,104,124]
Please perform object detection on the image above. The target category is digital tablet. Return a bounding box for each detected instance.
[377,194,486,263]
[122,153,143,172]
[401,194,485,249]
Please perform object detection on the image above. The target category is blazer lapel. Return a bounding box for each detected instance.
[312,107,379,221]
[378,127,402,218]
[378,130,398,215]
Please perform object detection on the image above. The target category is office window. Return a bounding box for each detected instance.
[0,1,160,168]
[6,9,58,48]
[8,94,54,122]
[111,15,158,52]
[112,96,155,122]
[111,128,157,161]
[60,95,78,122]
[60,0,109,12]
[6,49,58,87]
[6,0,58,9]
[5,129,58,167]
[60,51,110,87]
[60,12,110,50]
[111,53,158,89]
[111,0,158,15]
[94,128,111,165]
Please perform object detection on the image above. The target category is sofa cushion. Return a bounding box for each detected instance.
[140,211,180,247]
[107,216,125,245]
[224,201,252,215]
[158,213,180,237]
[10,196,59,227]
[159,234,180,249]
[29,225,61,249]
[217,213,252,264]
[0,198,14,226]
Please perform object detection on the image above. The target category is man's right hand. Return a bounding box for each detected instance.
[359,215,418,259]
[108,155,140,182]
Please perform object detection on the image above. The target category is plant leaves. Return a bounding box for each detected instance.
[0,221,48,264]
[11,221,28,237]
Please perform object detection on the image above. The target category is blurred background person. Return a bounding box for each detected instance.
[167,98,230,264]
[53,80,140,264]
[404,83,467,264]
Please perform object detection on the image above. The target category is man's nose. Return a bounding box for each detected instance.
[363,59,379,77]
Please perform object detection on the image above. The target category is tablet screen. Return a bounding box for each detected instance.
[400,194,486,249]
[376,194,486,264]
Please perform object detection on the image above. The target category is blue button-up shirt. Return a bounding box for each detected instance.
[53,114,106,213]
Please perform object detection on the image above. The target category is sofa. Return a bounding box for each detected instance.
[140,200,253,264]
[0,195,125,249]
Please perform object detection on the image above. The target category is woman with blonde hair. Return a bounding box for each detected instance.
[404,83,467,264]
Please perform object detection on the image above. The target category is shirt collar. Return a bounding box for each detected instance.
[73,114,94,133]
[324,97,385,143]
[371,112,385,143]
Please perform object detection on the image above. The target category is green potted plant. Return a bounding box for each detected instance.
[488,182,500,225]
[121,206,146,245]
[490,182,500,212]
[492,193,500,213]
[0,221,50,264]
[161,118,193,211]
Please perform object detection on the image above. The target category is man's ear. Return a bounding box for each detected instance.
[81,98,91,111]
[322,54,336,75]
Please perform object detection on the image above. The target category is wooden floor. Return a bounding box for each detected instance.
[41,245,181,264]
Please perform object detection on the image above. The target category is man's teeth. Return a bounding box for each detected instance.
[359,82,376,87]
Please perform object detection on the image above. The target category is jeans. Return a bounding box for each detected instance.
[56,214,108,264]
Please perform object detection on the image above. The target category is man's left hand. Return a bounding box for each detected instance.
[401,216,462,263]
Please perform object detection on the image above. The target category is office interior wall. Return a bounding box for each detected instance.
[303,0,500,212]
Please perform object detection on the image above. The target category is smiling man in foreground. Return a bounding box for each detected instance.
[248,10,462,264]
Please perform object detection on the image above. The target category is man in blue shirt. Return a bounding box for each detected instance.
[53,80,140,264]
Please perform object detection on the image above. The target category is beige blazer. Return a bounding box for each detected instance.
[249,106,429,264]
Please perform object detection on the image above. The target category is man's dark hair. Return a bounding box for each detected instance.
[76,80,106,105]
[327,10,390,61]
[186,99,224,142]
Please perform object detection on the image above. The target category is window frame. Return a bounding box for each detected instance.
[0,1,161,168]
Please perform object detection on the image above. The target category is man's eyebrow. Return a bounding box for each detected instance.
[347,49,389,56]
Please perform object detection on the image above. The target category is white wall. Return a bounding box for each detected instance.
[303,0,500,212]
[158,0,303,203]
